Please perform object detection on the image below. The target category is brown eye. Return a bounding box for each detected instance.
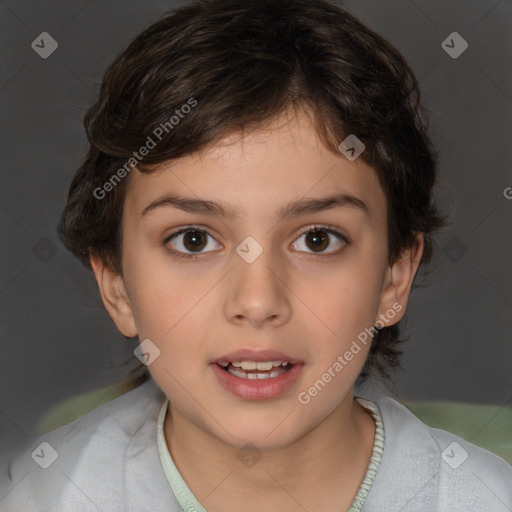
[305,229,330,252]
[182,230,208,252]
[292,226,347,254]
[166,227,221,256]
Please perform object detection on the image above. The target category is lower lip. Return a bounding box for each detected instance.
[210,363,304,400]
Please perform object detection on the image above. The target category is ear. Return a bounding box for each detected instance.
[375,233,424,327]
[90,253,138,338]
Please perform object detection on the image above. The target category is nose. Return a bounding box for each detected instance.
[223,244,292,329]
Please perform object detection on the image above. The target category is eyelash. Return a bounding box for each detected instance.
[163,224,349,260]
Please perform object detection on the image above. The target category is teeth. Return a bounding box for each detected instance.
[257,361,273,370]
[226,366,288,379]
[228,367,249,378]
[221,360,290,369]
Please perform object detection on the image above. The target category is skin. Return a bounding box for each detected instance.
[91,106,423,511]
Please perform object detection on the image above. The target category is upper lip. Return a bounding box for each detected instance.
[212,349,303,365]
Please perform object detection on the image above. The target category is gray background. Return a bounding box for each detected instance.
[1,0,511,457]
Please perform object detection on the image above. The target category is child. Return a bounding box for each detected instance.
[1,0,510,510]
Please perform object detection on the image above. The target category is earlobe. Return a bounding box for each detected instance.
[376,233,424,327]
[89,254,138,338]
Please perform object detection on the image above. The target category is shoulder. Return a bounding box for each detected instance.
[0,378,178,511]
[362,395,512,511]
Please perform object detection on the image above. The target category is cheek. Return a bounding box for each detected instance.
[131,280,204,341]
[125,245,201,331]
[125,256,218,371]
[312,265,382,329]
[127,276,208,394]
[300,265,384,377]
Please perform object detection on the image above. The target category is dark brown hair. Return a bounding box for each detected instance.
[57,0,447,388]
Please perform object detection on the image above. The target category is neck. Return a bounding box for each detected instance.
[165,393,376,512]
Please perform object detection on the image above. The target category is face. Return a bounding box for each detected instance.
[92,108,421,450]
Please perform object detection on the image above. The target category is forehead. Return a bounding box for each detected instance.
[123,110,387,223]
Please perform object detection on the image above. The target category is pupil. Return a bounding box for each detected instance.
[306,230,328,252]
[184,230,206,251]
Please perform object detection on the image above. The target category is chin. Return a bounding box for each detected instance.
[208,412,310,452]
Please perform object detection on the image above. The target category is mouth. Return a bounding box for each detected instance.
[210,349,304,400]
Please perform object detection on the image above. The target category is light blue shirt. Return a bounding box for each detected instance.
[1,377,511,511]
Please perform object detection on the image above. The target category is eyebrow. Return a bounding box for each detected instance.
[141,192,368,220]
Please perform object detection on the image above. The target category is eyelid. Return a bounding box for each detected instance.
[164,223,349,258]
[295,223,348,241]
[163,224,212,242]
